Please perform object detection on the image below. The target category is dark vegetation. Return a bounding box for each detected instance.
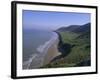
[42,23,91,68]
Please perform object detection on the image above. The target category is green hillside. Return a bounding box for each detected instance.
[42,23,91,68]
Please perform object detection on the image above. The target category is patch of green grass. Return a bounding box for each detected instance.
[64,45,90,64]
[60,31,79,44]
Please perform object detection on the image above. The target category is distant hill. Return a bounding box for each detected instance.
[73,23,90,33]
[75,23,91,43]
[57,25,80,32]
[57,23,90,33]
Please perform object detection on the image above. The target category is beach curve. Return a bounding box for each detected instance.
[23,32,61,69]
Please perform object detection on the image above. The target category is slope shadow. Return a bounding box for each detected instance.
[51,31,75,62]
[75,59,91,66]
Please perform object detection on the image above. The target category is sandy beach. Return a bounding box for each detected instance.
[26,32,61,69]
[43,34,61,65]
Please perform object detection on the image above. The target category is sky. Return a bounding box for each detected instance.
[22,10,90,30]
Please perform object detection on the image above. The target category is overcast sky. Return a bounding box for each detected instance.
[22,10,90,30]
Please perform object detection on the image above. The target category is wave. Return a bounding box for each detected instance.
[23,32,59,69]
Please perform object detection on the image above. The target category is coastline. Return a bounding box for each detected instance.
[23,32,61,69]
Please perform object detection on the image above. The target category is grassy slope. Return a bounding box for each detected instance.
[42,31,90,68]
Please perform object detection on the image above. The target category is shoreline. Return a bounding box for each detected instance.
[24,32,61,69]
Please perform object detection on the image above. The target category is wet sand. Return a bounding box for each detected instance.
[43,37,61,65]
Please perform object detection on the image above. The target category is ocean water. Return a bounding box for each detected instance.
[23,29,58,69]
